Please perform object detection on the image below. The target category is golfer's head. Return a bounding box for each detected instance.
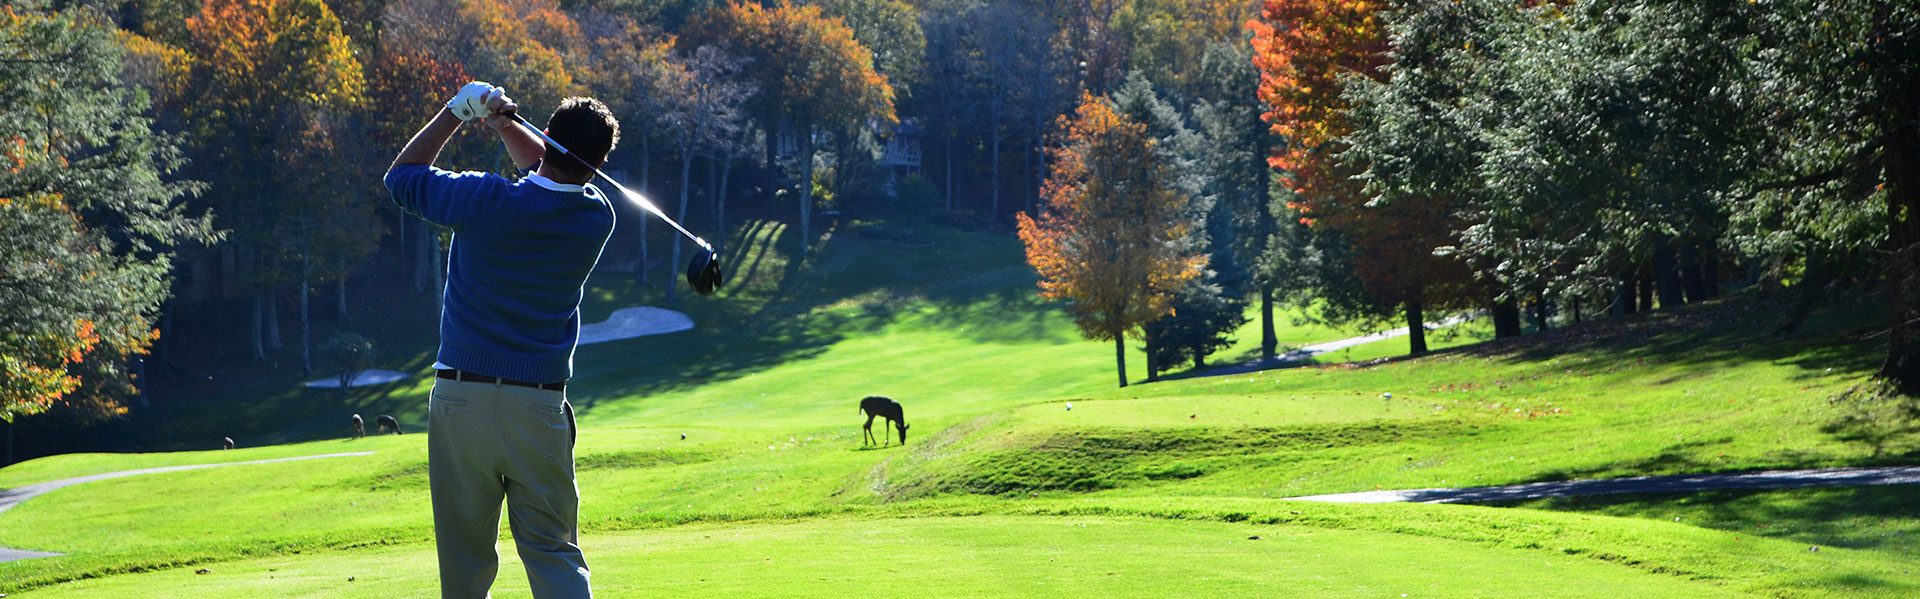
[545,97,619,181]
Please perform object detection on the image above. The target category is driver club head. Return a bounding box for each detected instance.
[686,247,722,295]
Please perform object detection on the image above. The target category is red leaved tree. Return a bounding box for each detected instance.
[1250,0,1474,354]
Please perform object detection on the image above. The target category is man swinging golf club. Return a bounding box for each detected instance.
[385,82,615,598]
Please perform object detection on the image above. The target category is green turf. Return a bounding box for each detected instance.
[20,515,1770,599]
[2,217,1913,597]
[1508,485,1920,556]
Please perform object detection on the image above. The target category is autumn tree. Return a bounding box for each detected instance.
[180,0,368,364]
[1252,0,1476,355]
[682,1,894,254]
[364,46,471,289]
[803,0,925,98]
[1112,0,1258,96]
[1018,94,1204,387]
[1,1,215,426]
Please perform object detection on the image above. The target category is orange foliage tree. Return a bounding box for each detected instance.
[183,0,368,363]
[682,1,894,254]
[1018,94,1205,387]
[1250,0,1474,354]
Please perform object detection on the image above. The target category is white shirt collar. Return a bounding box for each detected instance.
[524,172,587,193]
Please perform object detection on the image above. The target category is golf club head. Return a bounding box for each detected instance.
[686,247,722,295]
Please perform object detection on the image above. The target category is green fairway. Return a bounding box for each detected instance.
[18,515,1762,599]
[2,219,1914,598]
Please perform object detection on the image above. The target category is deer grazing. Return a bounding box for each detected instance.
[351,414,365,439]
[859,396,909,446]
[376,414,402,435]
[222,437,234,450]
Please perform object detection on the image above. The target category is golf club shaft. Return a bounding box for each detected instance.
[508,113,711,251]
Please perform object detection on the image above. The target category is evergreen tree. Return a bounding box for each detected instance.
[1,1,216,422]
[1111,71,1244,376]
[1194,38,1282,358]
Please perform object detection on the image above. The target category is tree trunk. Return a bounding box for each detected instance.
[1679,243,1707,303]
[266,289,282,352]
[1260,285,1277,359]
[1653,239,1684,310]
[1638,271,1655,314]
[1613,277,1632,316]
[1531,297,1550,333]
[336,260,349,323]
[1492,298,1522,338]
[670,134,697,302]
[637,213,650,285]
[1702,245,1721,299]
[944,125,955,211]
[1114,336,1128,388]
[396,208,406,279]
[1031,115,1046,214]
[1570,298,1582,325]
[300,244,312,376]
[800,126,815,254]
[989,105,1001,226]
[718,154,734,253]
[763,121,777,180]
[251,290,266,362]
[415,219,433,292]
[638,135,653,286]
[1406,296,1428,355]
[1144,335,1158,383]
[158,299,173,365]
[1880,72,1920,394]
[1023,136,1034,215]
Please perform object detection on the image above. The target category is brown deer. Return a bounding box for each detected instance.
[859,396,908,446]
[222,437,234,450]
[351,414,365,439]
[376,414,402,435]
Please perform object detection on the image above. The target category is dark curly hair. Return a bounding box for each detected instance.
[543,97,620,181]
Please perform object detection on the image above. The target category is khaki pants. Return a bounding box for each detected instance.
[429,377,591,599]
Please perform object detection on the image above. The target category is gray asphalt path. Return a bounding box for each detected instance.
[0,452,374,562]
[1207,315,1474,376]
[1289,465,1920,503]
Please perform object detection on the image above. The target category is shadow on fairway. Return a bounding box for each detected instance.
[1506,484,1920,554]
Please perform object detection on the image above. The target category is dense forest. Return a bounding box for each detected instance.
[2,0,1915,455]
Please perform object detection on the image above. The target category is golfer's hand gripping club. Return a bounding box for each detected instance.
[503,112,724,295]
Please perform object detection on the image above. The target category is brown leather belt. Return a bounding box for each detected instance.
[437,369,565,391]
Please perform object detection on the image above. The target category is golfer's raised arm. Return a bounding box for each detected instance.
[385,81,515,228]
[484,94,543,171]
[389,107,460,170]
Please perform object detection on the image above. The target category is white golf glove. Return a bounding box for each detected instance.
[447,81,503,122]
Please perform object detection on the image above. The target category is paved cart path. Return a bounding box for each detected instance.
[1289,465,1920,503]
[0,452,373,562]
[1207,315,1475,376]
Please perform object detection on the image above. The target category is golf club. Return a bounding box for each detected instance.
[506,112,723,295]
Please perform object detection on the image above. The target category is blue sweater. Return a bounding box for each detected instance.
[385,164,616,384]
